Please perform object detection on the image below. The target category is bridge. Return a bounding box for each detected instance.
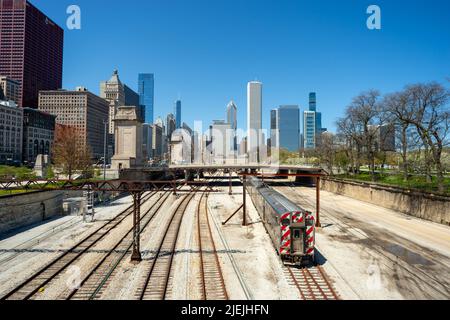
[168,164,323,172]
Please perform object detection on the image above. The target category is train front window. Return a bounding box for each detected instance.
[282,219,290,226]
[293,229,300,239]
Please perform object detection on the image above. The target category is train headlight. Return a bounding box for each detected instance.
[282,219,290,226]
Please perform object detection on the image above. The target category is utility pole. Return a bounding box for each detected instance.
[103,120,107,180]
[316,176,321,228]
[242,174,247,226]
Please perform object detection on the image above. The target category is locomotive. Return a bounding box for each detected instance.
[246,176,315,266]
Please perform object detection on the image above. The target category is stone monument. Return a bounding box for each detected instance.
[111,106,143,170]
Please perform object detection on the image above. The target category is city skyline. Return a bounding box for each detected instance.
[29,0,450,133]
[0,1,449,305]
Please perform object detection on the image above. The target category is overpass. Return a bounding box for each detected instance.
[168,164,324,173]
[119,164,326,182]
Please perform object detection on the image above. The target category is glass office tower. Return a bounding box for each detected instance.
[309,92,317,112]
[277,105,300,152]
[303,111,316,149]
[138,73,154,124]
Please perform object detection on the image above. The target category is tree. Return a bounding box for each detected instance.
[382,91,414,181]
[317,132,337,175]
[337,90,383,181]
[336,116,360,174]
[52,125,93,180]
[404,83,450,192]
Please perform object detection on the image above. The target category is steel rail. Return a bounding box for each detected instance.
[139,188,200,300]
[286,266,339,300]
[1,191,158,300]
[65,191,172,300]
[197,181,228,300]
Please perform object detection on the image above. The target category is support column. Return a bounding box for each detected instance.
[229,171,232,195]
[316,177,321,228]
[243,175,247,226]
[131,191,142,262]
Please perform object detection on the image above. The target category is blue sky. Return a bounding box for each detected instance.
[32,0,450,133]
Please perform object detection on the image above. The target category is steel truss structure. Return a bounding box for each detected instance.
[0,172,323,262]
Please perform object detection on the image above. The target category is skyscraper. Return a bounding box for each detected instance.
[309,92,317,112]
[166,113,176,141]
[277,105,300,152]
[174,100,181,129]
[303,111,316,149]
[226,101,237,151]
[270,109,278,149]
[0,0,64,107]
[100,70,125,135]
[227,101,237,131]
[303,92,325,149]
[247,81,262,163]
[210,120,232,164]
[138,73,154,124]
[100,70,140,134]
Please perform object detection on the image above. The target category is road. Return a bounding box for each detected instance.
[274,184,450,300]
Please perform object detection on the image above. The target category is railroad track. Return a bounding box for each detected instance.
[279,183,450,299]
[285,266,339,300]
[1,191,158,300]
[66,191,172,300]
[0,216,82,267]
[137,188,199,300]
[197,190,228,300]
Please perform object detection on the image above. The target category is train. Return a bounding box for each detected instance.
[246,176,315,266]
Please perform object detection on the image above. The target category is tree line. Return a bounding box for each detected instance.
[316,81,449,193]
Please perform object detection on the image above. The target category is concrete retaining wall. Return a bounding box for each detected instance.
[0,191,64,235]
[321,178,450,226]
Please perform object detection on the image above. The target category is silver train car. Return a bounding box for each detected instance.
[247,176,315,266]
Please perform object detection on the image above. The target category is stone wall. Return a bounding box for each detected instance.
[321,178,450,226]
[0,191,64,235]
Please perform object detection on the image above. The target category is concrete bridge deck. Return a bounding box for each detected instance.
[168,164,324,173]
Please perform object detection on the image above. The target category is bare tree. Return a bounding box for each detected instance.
[405,83,450,192]
[340,90,383,181]
[52,125,93,180]
[317,132,336,175]
[336,116,361,174]
[382,91,414,181]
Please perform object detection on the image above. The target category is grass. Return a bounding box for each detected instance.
[335,172,450,195]
[0,165,36,180]
[0,189,32,197]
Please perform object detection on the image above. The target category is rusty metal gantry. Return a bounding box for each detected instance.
[0,179,216,262]
[0,172,323,260]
